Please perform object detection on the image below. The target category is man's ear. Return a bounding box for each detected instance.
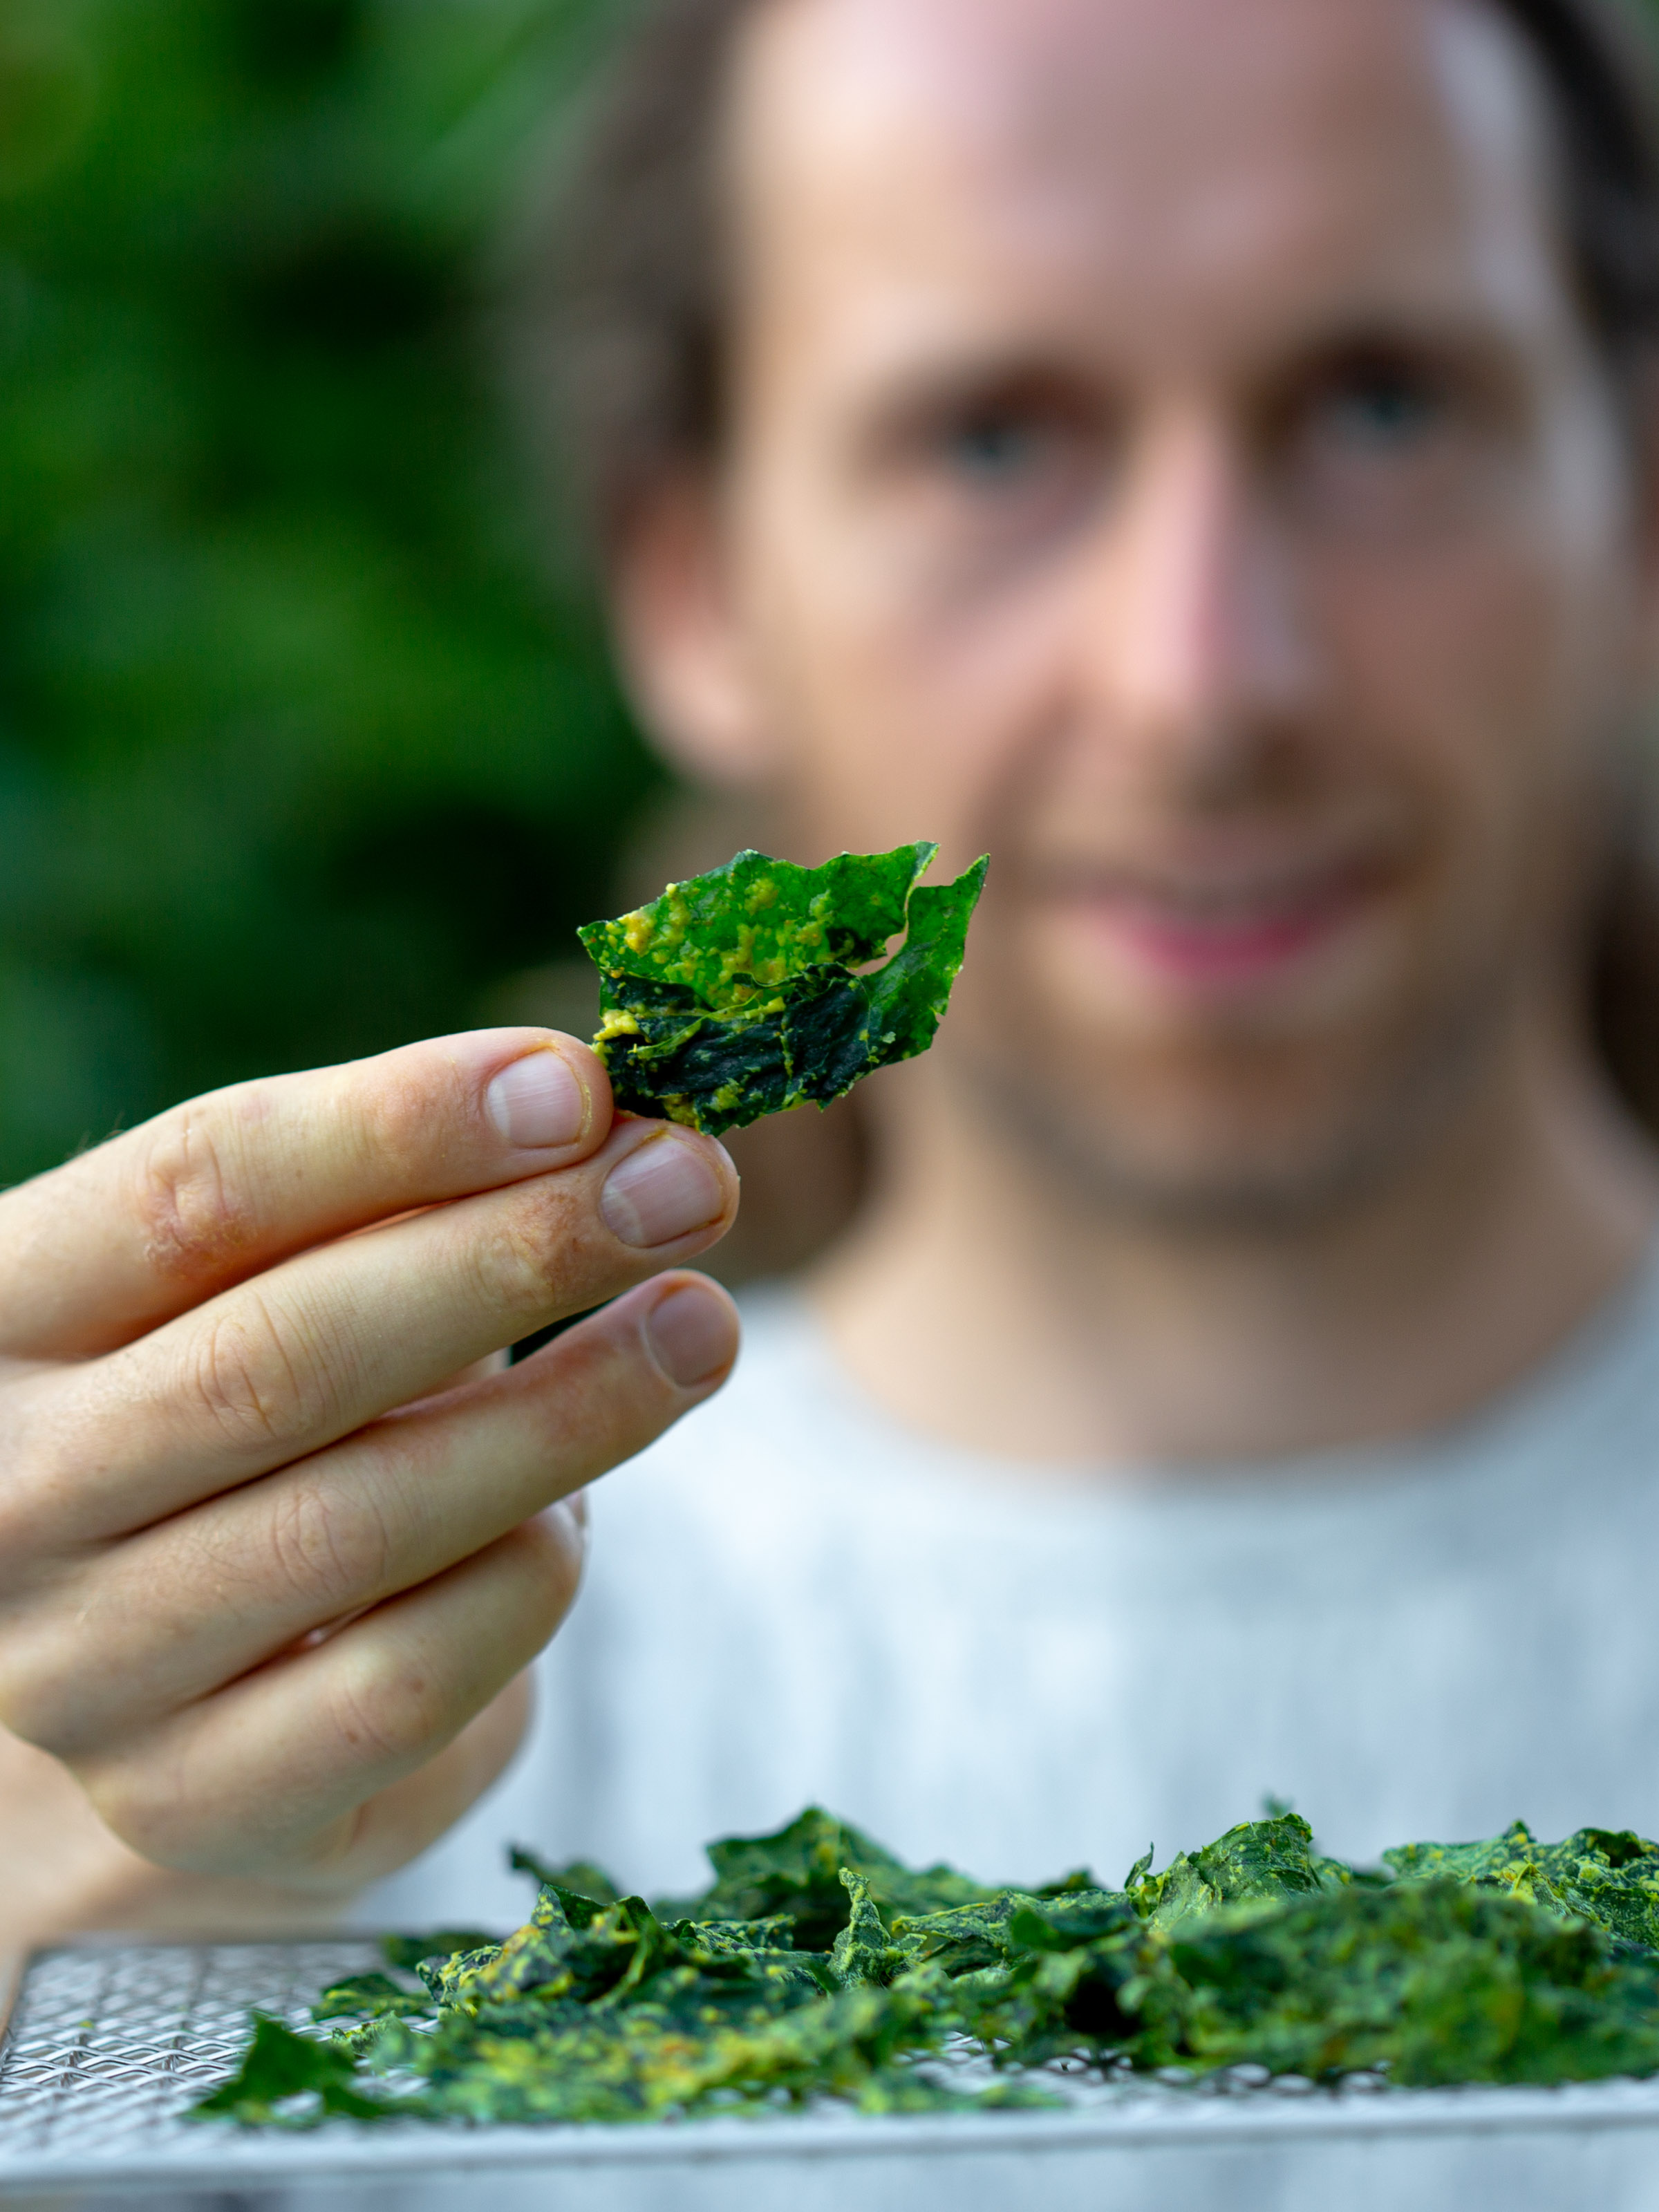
[608,469,781,788]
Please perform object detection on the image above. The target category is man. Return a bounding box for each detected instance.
[448,0,1659,1904]
[3,0,1659,1949]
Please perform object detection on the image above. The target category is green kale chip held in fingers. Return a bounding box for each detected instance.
[577,843,989,1136]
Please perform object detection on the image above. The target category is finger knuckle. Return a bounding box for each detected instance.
[0,1405,55,1560]
[0,1665,47,1749]
[181,1297,330,1455]
[131,1105,254,1284]
[0,1620,96,1756]
[487,1177,595,1308]
[329,1643,448,1769]
[268,1474,396,1618]
[517,1320,671,1468]
[79,1746,195,1867]
[0,1493,31,1568]
[359,1065,443,1187]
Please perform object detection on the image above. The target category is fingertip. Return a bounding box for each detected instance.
[641,1273,742,1390]
[521,1495,590,1606]
[597,1124,738,1252]
[467,1030,613,1160]
[693,1129,742,1232]
[538,1031,615,1119]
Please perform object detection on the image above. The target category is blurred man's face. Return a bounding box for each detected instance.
[626,0,1657,1219]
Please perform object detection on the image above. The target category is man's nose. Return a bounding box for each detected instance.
[1080,413,1315,783]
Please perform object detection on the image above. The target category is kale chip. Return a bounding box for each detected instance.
[662,1804,1003,1949]
[1383,1819,1659,1951]
[577,843,988,1136]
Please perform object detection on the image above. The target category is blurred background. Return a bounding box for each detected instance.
[0,0,673,1185]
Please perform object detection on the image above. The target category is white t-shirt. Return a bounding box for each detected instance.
[359,1246,1659,1930]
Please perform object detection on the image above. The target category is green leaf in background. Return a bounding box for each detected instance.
[578,844,988,1136]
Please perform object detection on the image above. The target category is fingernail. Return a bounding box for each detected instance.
[486,1050,586,1149]
[601,1134,725,1248]
[645,1283,738,1387]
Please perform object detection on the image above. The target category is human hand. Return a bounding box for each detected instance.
[0,1029,738,1906]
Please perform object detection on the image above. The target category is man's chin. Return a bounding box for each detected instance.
[961,1039,1488,1235]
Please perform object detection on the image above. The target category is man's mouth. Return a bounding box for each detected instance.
[1051,852,1392,987]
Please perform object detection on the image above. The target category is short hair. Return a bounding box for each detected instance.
[517,0,1659,1133]
[529,0,1659,545]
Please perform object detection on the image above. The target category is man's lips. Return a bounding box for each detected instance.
[1047,856,1391,985]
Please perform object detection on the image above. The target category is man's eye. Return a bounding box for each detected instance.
[868,388,1107,572]
[939,414,1053,482]
[1280,353,1488,541]
[1317,369,1445,453]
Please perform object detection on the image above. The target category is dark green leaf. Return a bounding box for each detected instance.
[189,2014,391,2126]
[1130,1813,1351,1932]
[662,1804,998,1949]
[830,1871,901,1988]
[577,846,988,1136]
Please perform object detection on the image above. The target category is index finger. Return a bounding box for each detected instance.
[0,1029,614,1360]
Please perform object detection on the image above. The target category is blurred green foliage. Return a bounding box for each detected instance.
[0,0,650,1185]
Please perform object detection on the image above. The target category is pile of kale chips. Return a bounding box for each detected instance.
[196,1806,1659,2128]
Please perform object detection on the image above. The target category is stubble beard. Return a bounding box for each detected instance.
[959,964,1517,1239]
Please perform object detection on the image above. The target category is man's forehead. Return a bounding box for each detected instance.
[729,0,1568,362]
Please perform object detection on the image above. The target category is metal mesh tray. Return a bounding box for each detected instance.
[7,1940,1659,2208]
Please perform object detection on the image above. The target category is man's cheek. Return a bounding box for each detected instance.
[786,601,1033,830]
[796,718,988,859]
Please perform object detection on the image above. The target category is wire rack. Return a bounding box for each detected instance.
[8,1942,1659,2205]
[0,1940,378,2177]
